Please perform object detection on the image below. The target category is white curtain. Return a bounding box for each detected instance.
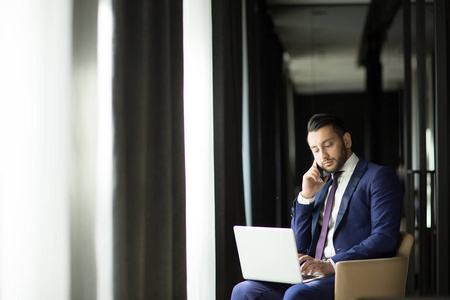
[0,0,113,299]
[241,0,252,226]
[0,1,72,299]
[96,1,114,299]
[184,0,216,299]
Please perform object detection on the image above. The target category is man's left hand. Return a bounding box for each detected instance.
[299,255,335,276]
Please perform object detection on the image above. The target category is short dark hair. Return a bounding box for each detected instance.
[307,113,346,137]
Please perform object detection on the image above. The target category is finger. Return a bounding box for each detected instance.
[298,255,313,264]
[313,173,324,183]
[303,264,313,275]
[308,263,321,276]
[312,163,326,183]
[300,259,314,273]
[311,165,326,183]
[304,261,322,276]
[304,171,323,184]
[308,169,323,183]
[310,163,319,174]
[302,261,316,275]
[300,261,309,273]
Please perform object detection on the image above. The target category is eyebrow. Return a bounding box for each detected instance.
[309,138,335,150]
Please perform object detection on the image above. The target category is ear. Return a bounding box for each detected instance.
[343,132,352,149]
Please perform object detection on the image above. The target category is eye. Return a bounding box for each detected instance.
[325,142,333,148]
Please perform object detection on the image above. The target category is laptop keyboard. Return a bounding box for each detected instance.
[302,274,318,280]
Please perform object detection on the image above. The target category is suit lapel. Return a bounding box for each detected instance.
[335,159,368,231]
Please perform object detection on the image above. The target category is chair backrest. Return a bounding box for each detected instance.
[396,231,414,262]
[394,231,415,291]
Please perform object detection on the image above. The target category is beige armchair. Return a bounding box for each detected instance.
[335,232,414,300]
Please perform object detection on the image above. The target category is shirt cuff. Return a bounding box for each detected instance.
[328,258,337,272]
[297,192,315,204]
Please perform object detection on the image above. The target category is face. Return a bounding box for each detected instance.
[307,125,352,173]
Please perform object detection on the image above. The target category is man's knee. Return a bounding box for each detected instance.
[283,276,335,300]
[231,280,288,300]
[283,284,309,299]
[231,281,251,300]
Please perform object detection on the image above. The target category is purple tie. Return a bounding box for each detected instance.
[315,171,342,260]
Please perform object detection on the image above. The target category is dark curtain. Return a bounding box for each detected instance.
[246,0,290,228]
[112,1,186,299]
[212,0,246,299]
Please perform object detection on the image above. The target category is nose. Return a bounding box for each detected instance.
[320,150,329,161]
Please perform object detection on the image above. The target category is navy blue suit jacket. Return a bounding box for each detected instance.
[291,158,403,263]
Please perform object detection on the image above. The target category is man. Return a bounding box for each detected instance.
[231,113,403,299]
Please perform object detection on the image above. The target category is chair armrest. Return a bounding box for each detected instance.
[335,257,408,300]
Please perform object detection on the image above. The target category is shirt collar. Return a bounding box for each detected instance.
[332,152,359,179]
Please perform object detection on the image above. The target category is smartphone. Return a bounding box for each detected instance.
[316,161,330,180]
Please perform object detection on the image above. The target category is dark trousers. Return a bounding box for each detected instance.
[231,275,335,300]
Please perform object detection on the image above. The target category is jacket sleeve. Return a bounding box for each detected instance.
[331,166,403,263]
[291,198,315,254]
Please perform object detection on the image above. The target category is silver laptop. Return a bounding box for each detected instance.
[234,225,316,284]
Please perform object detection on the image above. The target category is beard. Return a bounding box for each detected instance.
[324,142,348,173]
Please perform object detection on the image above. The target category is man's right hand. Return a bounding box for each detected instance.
[300,162,328,199]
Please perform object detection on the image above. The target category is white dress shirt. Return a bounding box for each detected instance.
[297,153,359,263]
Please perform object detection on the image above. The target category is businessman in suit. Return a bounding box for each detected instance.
[231,113,403,299]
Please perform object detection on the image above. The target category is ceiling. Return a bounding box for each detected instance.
[266,0,406,94]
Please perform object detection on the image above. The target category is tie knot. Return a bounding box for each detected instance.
[333,171,343,181]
